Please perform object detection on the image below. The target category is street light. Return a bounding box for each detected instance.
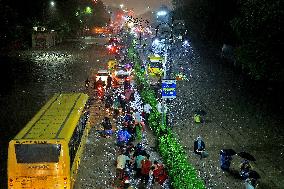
[84,6,92,14]
[154,20,175,130]
[41,1,56,25]
[50,1,55,7]
[120,4,124,9]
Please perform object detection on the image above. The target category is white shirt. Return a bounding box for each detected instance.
[117,154,131,169]
[156,102,162,113]
[156,102,167,113]
[144,104,152,114]
[133,112,141,123]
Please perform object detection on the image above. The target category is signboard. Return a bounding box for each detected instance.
[162,80,176,99]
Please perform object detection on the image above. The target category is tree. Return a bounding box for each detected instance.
[172,0,283,81]
[231,0,283,81]
[92,0,110,26]
[77,0,110,29]
[172,0,238,43]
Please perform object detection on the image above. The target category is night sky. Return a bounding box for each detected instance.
[102,0,172,15]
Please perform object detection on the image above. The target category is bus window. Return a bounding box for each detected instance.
[15,144,61,163]
[150,62,162,68]
[69,111,89,167]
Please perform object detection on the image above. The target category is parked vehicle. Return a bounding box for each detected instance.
[96,70,110,85]
[113,69,132,85]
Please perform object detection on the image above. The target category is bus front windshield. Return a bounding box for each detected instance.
[149,62,162,68]
[15,144,61,163]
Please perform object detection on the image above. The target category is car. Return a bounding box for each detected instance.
[113,69,132,85]
[96,70,110,85]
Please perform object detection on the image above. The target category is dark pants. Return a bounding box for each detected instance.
[113,109,119,118]
[116,168,124,179]
[121,101,126,112]
[136,168,142,178]
[141,174,149,184]
[145,113,150,125]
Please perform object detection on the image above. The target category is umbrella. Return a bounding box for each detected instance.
[194,109,207,116]
[248,170,261,179]
[237,152,256,161]
[221,149,237,156]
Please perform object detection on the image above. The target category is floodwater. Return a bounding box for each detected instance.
[168,39,284,188]
[0,38,108,188]
[0,36,283,189]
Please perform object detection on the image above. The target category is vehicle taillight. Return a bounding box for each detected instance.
[64,177,67,185]
[9,178,13,186]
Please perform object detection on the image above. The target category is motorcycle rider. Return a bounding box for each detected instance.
[85,78,90,88]
[96,77,105,99]
[96,77,104,88]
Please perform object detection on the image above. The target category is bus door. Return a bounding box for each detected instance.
[8,141,70,189]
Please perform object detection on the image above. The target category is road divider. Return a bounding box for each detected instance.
[128,43,205,189]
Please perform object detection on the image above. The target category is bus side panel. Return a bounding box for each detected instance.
[8,141,16,188]
[70,121,91,189]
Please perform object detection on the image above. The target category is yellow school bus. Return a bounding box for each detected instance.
[8,93,90,189]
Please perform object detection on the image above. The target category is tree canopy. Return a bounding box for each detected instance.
[172,0,283,81]
[0,0,110,50]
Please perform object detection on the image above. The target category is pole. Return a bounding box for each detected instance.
[163,48,167,80]
[161,45,167,130]
[161,99,165,128]
[139,32,142,46]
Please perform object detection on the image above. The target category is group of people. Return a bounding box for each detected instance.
[96,77,168,188]
[112,91,168,188]
[93,65,259,188]
[193,136,259,188]
[220,150,258,188]
[116,143,169,189]
[100,80,142,137]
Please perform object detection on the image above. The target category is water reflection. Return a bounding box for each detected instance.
[0,41,97,187]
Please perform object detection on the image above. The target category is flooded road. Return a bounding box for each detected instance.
[1,36,283,189]
[169,39,284,188]
[0,37,108,188]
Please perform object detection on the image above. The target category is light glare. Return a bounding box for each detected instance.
[50,1,55,7]
[157,11,167,16]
